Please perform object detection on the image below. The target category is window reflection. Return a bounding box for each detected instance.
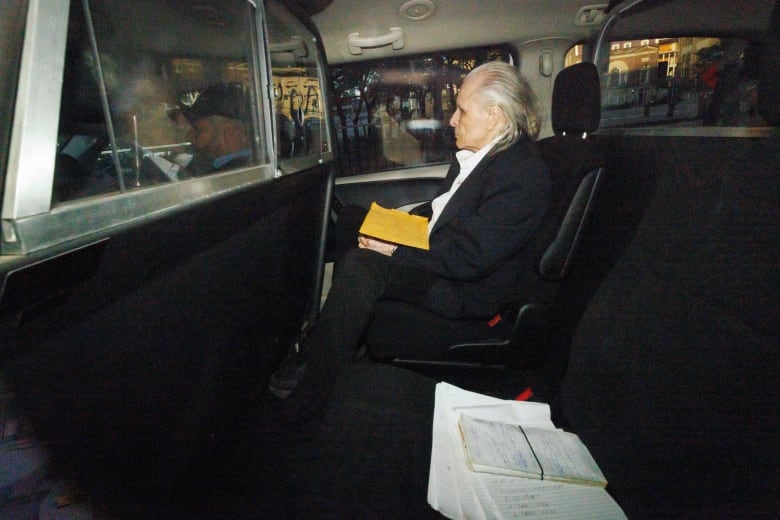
[53,0,263,205]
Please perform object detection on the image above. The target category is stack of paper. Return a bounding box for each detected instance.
[428,383,627,519]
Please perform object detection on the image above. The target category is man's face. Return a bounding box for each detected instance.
[449,74,496,152]
[187,116,224,161]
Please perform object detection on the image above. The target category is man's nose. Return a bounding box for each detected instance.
[449,110,459,127]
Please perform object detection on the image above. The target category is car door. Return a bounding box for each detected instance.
[0,0,332,496]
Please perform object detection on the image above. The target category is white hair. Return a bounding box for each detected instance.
[468,61,543,151]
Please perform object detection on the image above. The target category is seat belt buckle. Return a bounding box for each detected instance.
[515,387,534,401]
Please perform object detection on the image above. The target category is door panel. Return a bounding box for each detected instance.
[335,172,444,211]
[0,0,328,505]
[3,165,332,495]
[333,162,448,209]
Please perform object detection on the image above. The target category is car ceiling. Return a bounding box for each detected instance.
[288,0,777,64]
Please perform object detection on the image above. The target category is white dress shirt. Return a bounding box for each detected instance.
[428,141,495,235]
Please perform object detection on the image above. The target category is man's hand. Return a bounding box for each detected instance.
[358,235,398,256]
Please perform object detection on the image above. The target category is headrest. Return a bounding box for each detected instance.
[757,1,780,126]
[551,62,601,135]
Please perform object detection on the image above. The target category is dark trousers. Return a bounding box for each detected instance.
[288,247,435,417]
[331,203,369,269]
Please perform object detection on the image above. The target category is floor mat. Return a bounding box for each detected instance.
[0,377,111,520]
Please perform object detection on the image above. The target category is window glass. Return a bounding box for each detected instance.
[566,37,766,129]
[53,0,263,205]
[330,47,512,177]
[266,0,327,171]
[0,1,26,189]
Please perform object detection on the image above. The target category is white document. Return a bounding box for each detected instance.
[427,382,627,520]
[480,477,627,519]
[459,416,607,486]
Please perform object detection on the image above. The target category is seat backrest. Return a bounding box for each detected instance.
[536,62,605,282]
[487,63,605,363]
[556,8,780,516]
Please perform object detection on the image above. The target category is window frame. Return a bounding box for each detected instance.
[264,0,334,175]
[1,0,285,255]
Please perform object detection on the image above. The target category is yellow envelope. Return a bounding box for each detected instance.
[358,202,430,250]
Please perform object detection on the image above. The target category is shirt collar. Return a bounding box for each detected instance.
[455,140,495,171]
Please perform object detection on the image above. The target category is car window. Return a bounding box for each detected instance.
[52,0,265,205]
[566,37,766,129]
[266,1,329,174]
[330,46,513,176]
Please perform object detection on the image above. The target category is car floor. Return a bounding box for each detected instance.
[1,357,537,519]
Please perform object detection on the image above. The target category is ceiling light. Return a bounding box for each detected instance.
[399,0,435,22]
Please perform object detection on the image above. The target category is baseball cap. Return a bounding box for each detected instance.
[176,82,247,123]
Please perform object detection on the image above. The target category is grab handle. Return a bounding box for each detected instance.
[347,27,404,55]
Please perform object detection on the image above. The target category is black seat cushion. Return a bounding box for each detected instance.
[366,299,513,361]
[557,135,780,518]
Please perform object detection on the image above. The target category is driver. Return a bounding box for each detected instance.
[175,83,252,174]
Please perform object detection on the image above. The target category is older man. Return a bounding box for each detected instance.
[273,62,551,416]
[177,83,253,174]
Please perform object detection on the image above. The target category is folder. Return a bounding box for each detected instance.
[358,202,430,250]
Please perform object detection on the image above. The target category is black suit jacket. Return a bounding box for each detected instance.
[394,137,550,319]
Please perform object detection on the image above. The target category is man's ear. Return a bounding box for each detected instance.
[487,105,504,131]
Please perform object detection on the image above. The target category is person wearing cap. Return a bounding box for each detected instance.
[178,83,253,174]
